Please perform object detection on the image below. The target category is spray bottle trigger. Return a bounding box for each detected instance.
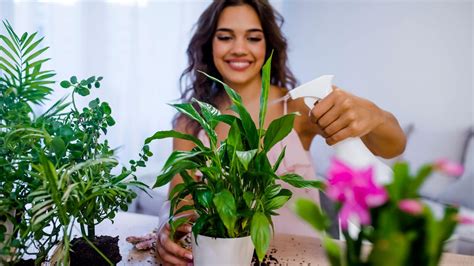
[304,97,321,109]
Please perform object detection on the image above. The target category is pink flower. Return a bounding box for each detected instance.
[434,159,464,176]
[398,199,424,215]
[455,215,474,225]
[326,158,388,230]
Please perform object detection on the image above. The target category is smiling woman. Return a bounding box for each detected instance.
[212,4,266,89]
[148,0,408,265]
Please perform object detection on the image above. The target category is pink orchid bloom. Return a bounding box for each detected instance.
[398,199,424,215]
[434,158,464,176]
[455,215,474,225]
[326,158,388,230]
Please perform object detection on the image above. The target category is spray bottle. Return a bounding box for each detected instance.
[288,75,393,184]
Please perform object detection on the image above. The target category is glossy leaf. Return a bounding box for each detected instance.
[263,113,296,151]
[251,212,271,262]
[293,198,330,232]
[213,189,237,237]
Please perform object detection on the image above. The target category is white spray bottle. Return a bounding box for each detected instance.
[288,75,393,184]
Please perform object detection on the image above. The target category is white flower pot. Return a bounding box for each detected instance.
[191,234,254,266]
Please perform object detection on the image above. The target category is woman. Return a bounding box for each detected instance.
[156,0,406,264]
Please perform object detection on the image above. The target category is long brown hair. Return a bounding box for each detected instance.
[175,0,297,135]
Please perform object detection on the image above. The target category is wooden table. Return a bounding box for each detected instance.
[100,212,474,265]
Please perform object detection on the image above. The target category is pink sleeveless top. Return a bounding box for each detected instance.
[197,100,321,237]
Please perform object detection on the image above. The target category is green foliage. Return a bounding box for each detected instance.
[0,21,148,265]
[149,55,323,262]
[294,161,462,266]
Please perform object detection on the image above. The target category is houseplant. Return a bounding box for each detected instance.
[0,19,58,265]
[294,157,472,266]
[147,54,323,264]
[0,21,149,265]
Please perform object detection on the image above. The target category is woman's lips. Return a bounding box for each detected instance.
[226,60,252,71]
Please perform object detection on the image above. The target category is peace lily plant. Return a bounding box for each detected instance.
[294,158,473,266]
[147,54,323,263]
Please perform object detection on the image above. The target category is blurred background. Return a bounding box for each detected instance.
[1,0,472,243]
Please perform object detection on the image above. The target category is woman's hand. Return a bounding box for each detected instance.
[310,86,385,146]
[156,222,193,266]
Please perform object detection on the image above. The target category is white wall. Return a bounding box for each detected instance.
[280,0,473,171]
[1,0,472,173]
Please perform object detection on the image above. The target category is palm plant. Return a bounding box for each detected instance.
[0,20,57,264]
[148,54,323,261]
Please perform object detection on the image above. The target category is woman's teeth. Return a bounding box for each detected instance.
[228,61,250,70]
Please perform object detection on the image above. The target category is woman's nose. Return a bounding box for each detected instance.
[230,37,248,56]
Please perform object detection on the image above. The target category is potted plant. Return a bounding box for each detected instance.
[147,54,323,264]
[0,19,59,265]
[294,157,473,266]
[0,21,150,265]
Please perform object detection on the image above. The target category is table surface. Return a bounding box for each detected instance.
[98,212,474,265]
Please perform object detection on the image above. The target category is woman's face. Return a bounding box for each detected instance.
[212,4,266,89]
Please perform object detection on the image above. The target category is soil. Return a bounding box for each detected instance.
[70,235,122,266]
[14,259,35,266]
[251,248,279,266]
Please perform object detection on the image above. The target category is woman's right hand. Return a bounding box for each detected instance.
[156,222,193,265]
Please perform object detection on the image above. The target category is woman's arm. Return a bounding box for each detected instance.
[308,86,406,159]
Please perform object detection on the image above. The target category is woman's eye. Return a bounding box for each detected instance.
[248,37,262,42]
[216,36,232,41]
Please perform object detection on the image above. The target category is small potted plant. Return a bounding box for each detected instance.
[0,21,150,265]
[294,157,473,266]
[0,20,58,265]
[147,54,323,265]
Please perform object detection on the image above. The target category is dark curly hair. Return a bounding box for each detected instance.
[175,0,297,135]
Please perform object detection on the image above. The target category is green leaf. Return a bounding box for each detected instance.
[236,149,257,171]
[410,164,433,196]
[153,161,199,188]
[243,191,254,208]
[101,102,111,115]
[293,198,330,232]
[279,173,325,189]
[94,81,100,88]
[213,189,237,237]
[0,46,18,65]
[20,31,37,51]
[50,137,66,156]
[169,183,186,199]
[322,235,342,266]
[263,113,296,151]
[251,212,271,262]
[171,102,217,147]
[272,146,286,172]
[88,98,100,108]
[25,46,48,62]
[368,233,410,266]
[265,189,291,211]
[195,189,213,209]
[162,150,205,172]
[170,216,191,239]
[145,130,205,149]
[198,71,259,148]
[22,36,44,58]
[192,214,208,244]
[76,86,90,96]
[70,76,77,84]
[0,35,19,57]
[193,99,221,127]
[259,51,272,133]
[106,116,115,126]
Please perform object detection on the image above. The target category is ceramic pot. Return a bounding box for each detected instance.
[191,234,254,266]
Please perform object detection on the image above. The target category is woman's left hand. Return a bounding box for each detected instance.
[310,85,385,146]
